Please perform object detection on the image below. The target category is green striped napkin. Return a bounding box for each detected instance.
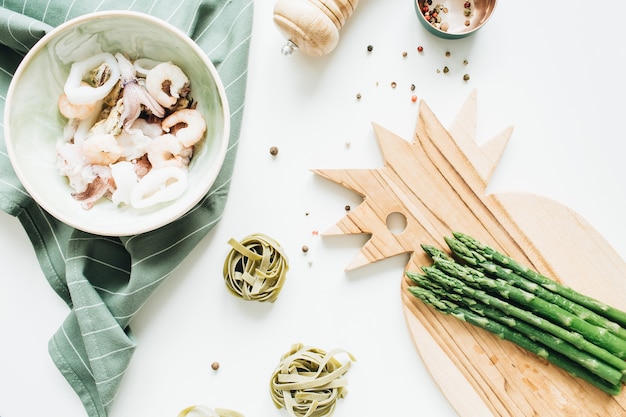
[0,1,253,416]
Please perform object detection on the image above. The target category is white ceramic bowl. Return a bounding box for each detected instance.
[4,11,230,236]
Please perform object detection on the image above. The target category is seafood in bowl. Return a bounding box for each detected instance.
[56,52,206,210]
[4,11,230,236]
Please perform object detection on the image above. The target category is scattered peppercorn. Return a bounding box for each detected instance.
[411,95,418,103]
[269,146,278,156]
[302,245,309,253]
[443,66,449,73]
[367,44,373,52]
[445,51,451,57]
[345,205,351,211]
[391,81,397,88]
[417,45,424,52]
[410,83,416,91]
[463,74,470,81]
[463,59,468,65]
[211,361,220,371]
[464,19,470,26]
[356,92,362,100]
[402,51,407,57]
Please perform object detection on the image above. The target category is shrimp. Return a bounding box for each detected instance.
[161,108,206,147]
[81,133,123,166]
[145,62,189,108]
[147,134,186,168]
[58,87,99,120]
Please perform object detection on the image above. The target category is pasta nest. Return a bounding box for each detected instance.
[270,343,356,417]
[223,233,289,302]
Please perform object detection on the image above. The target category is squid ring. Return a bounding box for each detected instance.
[130,166,188,209]
[63,52,120,105]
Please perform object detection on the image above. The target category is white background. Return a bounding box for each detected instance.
[3,1,626,416]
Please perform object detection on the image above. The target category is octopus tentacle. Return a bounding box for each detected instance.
[115,53,165,132]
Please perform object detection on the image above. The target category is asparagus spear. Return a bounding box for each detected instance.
[481,256,626,340]
[407,281,623,394]
[430,256,626,360]
[415,265,626,378]
[450,232,626,328]
[409,272,625,386]
[439,237,626,340]
[411,272,624,388]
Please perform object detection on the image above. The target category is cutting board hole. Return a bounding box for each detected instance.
[386,212,407,235]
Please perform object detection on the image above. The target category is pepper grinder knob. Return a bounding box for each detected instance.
[273,0,359,57]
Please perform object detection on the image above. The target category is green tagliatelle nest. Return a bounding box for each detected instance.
[223,233,289,302]
[270,343,356,417]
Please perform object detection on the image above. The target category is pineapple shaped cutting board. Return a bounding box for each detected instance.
[313,90,626,416]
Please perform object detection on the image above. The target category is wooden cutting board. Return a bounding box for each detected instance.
[313,90,626,416]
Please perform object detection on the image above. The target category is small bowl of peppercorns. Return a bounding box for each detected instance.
[414,0,497,39]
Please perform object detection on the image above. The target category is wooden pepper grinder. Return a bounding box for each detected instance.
[273,0,360,57]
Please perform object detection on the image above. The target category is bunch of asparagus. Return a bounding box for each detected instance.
[406,232,626,395]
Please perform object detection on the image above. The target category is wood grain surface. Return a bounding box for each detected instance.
[313,90,626,416]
